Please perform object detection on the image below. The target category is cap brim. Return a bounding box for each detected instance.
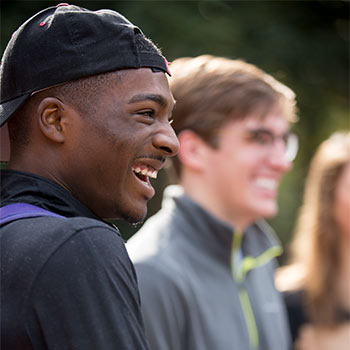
[0,93,31,163]
[0,93,31,127]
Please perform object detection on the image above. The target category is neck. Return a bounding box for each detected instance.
[180,176,252,231]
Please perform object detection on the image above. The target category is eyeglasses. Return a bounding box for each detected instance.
[246,128,299,161]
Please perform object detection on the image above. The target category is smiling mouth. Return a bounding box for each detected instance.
[132,165,158,183]
[254,177,277,190]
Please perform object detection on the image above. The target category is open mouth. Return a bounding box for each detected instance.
[132,165,158,183]
[254,177,277,191]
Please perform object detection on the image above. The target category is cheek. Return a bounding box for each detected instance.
[212,154,252,198]
[70,128,132,192]
[334,191,350,236]
[214,146,252,172]
[334,165,350,235]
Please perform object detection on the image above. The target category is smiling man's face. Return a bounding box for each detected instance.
[200,111,293,229]
[61,68,179,222]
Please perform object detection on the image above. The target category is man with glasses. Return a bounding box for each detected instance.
[127,55,298,350]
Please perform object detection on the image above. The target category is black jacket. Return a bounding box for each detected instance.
[283,288,350,343]
[1,169,149,350]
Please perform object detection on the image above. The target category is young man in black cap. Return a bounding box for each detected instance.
[0,4,179,350]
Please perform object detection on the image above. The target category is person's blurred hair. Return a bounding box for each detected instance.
[279,131,350,325]
[168,54,297,179]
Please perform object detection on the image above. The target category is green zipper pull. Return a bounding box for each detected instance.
[230,230,259,350]
[238,287,259,350]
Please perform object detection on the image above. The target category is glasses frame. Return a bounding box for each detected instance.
[246,128,299,162]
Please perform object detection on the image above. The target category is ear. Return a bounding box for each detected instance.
[177,130,210,172]
[37,97,67,143]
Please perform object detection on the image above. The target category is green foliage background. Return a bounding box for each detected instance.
[1,0,349,261]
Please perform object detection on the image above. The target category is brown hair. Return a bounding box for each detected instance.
[168,55,297,178]
[284,131,350,325]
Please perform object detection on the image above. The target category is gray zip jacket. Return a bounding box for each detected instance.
[127,185,292,350]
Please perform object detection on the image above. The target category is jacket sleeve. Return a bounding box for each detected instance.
[134,262,187,350]
[27,224,149,350]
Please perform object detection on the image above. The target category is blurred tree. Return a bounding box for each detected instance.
[1,0,349,259]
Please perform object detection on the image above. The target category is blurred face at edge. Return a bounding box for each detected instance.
[333,163,350,239]
[63,68,179,223]
[201,110,292,229]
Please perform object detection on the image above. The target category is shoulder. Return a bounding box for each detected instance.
[27,217,138,307]
[128,225,187,291]
[2,215,123,249]
[134,258,190,329]
[33,218,133,283]
[2,216,131,287]
[39,217,130,272]
[132,248,192,308]
[127,208,177,261]
[62,217,125,250]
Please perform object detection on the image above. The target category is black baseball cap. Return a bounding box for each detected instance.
[0,3,171,128]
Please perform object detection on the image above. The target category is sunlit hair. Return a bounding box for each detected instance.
[279,131,350,325]
[168,55,297,178]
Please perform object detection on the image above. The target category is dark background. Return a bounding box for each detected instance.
[1,0,349,262]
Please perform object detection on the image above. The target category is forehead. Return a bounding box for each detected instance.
[107,68,175,103]
[224,112,290,135]
[244,113,290,132]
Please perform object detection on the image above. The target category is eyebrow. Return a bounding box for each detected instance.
[128,93,169,107]
[246,127,291,136]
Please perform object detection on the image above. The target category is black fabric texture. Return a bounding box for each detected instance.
[283,288,350,343]
[0,169,149,350]
[283,289,309,343]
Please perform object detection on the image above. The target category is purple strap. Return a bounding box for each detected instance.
[0,203,64,225]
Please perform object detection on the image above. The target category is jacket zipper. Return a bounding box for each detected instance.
[230,230,282,350]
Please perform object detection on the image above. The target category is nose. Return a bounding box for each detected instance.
[268,141,292,173]
[153,123,180,157]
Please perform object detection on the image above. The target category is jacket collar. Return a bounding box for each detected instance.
[163,185,282,265]
[1,169,100,220]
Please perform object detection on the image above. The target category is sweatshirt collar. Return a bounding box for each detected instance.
[1,169,100,220]
[164,185,282,264]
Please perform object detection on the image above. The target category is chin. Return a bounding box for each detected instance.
[261,208,278,219]
[121,207,148,224]
[97,203,147,224]
[254,202,278,220]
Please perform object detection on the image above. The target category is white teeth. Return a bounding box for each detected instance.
[145,170,157,179]
[254,178,277,190]
[132,166,158,179]
[148,171,157,179]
